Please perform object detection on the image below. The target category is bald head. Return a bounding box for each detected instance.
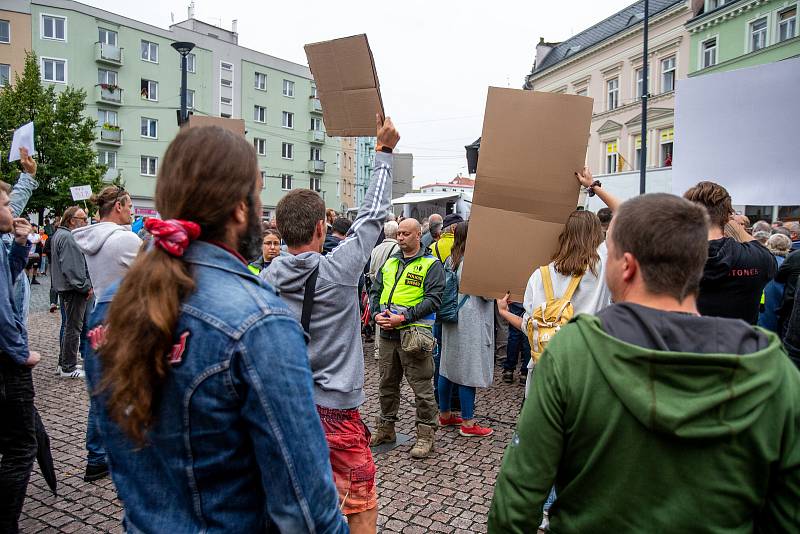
[397,218,422,257]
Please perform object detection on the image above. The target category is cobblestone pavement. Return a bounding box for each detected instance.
[19,276,529,533]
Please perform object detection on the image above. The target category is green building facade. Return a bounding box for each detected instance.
[687,0,800,76]
[24,0,342,217]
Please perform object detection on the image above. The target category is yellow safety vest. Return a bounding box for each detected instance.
[379,255,438,329]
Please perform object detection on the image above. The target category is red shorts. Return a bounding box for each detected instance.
[317,406,377,515]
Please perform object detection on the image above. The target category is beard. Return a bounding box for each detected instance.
[238,193,264,262]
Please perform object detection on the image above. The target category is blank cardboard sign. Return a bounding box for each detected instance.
[460,88,593,301]
[304,34,384,137]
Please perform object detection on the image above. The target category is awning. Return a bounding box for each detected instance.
[391,192,461,205]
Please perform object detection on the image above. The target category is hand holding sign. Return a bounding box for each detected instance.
[19,148,37,177]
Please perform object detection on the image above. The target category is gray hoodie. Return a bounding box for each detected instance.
[73,222,142,300]
[263,151,392,409]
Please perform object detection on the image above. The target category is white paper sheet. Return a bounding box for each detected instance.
[673,58,800,206]
[8,122,36,162]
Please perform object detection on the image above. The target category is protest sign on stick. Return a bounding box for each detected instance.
[304,34,384,137]
[460,88,593,302]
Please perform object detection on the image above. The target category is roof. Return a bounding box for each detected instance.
[391,192,463,205]
[686,0,744,25]
[533,0,685,75]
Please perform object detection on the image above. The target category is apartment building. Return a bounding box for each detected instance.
[11,0,340,217]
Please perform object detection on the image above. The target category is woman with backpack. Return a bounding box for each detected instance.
[497,168,621,392]
[438,221,495,437]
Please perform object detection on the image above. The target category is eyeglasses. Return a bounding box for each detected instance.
[73,216,88,221]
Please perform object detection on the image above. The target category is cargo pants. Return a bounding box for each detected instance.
[377,336,437,427]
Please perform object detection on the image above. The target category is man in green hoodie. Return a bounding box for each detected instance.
[489,192,800,533]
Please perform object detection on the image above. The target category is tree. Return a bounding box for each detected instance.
[0,51,105,218]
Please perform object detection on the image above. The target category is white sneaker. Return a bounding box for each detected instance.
[539,511,549,531]
[55,364,83,375]
[59,368,85,379]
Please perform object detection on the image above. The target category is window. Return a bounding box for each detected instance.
[282,143,293,160]
[97,68,117,85]
[606,78,619,110]
[282,111,294,129]
[261,171,267,190]
[141,40,158,62]
[0,20,10,43]
[141,79,158,101]
[42,58,66,83]
[336,152,341,168]
[310,147,321,161]
[708,0,729,9]
[576,88,588,97]
[0,64,9,86]
[779,7,797,42]
[140,156,158,176]
[254,137,266,156]
[633,136,642,170]
[186,53,196,73]
[281,174,292,190]
[661,56,676,93]
[98,150,117,168]
[282,79,295,97]
[98,109,118,126]
[311,84,318,98]
[311,117,323,131]
[221,78,232,87]
[98,28,117,46]
[336,180,340,197]
[186,89,195,110]
[42,15,66,41]
[660,128,674,167]
[605,140,619,174]
[702,38,717,68]
[140,117,158,139]
[221,61,233,71]
[221,96,232,104]
[255,72,267,90]
[750,17,768,51]
[635,66,649,99]
[254,105,266,123]
[309,177,321,192]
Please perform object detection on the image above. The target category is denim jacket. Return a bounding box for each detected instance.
[84,241,348,534]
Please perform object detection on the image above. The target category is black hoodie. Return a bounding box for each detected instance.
[697,237,777,324]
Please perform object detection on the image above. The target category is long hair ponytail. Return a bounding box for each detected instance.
[98,126,258,445]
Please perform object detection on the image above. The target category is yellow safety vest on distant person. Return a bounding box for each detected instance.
[433,233,454,263]
[379,255,438,329]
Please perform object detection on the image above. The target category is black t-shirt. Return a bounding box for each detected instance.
[697,238,777,325]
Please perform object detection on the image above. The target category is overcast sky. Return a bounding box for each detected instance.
[82,0,634,187]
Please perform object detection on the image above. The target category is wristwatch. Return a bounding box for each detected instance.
[376,144,393,154]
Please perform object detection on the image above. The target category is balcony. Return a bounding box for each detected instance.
[95,84,123,106]
[97,126,122,146]
[308,129,325,144]
[308,160,326,173]
[309,97,322,113]
[95,42,124,66]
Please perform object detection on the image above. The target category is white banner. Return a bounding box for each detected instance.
[69,185,93,201]
[673,58,800,206]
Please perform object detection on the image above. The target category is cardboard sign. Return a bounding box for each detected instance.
[187,115,246,136]
[304,34,384,137]
[459,88,593,301]
[70,185,93,201]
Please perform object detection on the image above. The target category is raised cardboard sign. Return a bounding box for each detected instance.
[69,185,93,201]
[187,115,246,136]
[304,34,384,137]
[459,88,593,301]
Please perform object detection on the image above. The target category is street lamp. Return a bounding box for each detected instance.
[639,0,649,195]
[171,41,195,126]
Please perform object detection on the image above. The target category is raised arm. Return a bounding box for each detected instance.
[576,166,621,213]
[9,148,39,217]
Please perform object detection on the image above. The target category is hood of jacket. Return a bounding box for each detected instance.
[574,314,786,439]
[263,251,321,293]
[73,222,131,256]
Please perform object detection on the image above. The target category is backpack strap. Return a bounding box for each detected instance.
[301,266,320,340]
[434,241,442,262]
[562,273,584,302]
[540,265,555,301]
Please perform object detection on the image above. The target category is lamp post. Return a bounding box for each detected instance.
[639,0,649,194]
[171,41,195,126]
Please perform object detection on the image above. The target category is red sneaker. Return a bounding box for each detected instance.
[459,423,493,437]
[438,414,464,427]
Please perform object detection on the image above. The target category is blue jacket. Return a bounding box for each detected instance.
[0,240,30,365]
[758,255,786,332]
[84,241,347,534]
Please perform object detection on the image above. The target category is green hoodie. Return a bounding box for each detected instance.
[489,313,800,533]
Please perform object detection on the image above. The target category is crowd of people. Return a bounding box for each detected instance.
[1,116,800,533]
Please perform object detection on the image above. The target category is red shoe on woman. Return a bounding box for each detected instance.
[459,423,493,437]
[438,414,464,427]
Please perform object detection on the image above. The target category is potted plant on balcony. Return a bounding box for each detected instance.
[99,83,119,94]
[102,122,121,131]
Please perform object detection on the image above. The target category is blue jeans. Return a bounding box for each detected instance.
[544,487,556,512]
[81,300,105,466]
[433,323,460,410]
[504,303,530,373]
[437,375,475,420]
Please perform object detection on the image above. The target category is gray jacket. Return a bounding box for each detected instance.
[263,152,393,410]
[51,226,92,293]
